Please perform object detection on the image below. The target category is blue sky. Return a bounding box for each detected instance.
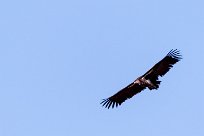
[0,0,203,136]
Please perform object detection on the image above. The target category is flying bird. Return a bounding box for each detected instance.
[101,49,182,109]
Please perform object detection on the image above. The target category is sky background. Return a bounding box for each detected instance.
[0,0,204,136]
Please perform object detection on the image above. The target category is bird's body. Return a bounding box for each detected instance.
[134,77,157,90]
[101,49,182,109]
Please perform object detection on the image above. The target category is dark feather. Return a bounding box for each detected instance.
[100,82,145,109]
[143,49,182,86]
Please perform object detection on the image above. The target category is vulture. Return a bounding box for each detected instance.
[101,49,182,109]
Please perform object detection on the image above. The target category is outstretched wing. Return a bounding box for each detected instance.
[101,82,145,109]
[143,49,182,84]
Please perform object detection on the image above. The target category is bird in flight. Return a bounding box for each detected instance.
[101,49,182,109]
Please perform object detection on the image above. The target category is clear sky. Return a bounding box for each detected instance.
[0,0,203,136]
